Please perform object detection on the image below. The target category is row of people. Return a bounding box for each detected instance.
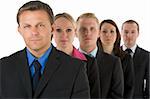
[53,12,149,99]
[0,1,149,99]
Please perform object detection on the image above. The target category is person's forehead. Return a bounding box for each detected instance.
[20,10,48,16]
[123,23,137,28]
[79,17,97,22]
[79,18,98,26]
[101,23,115,28]
[122,24,137,31]
[19,10,50,22]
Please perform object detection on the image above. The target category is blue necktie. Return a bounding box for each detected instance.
[32,60,41,92]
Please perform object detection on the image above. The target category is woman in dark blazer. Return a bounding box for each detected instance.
[98,19,134,98]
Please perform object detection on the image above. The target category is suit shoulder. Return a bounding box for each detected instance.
[0,49,24,62]
[138,47,149,53]
[57,50,86,73]
[137,46,149,57]
[102,52,120,61]
[56,49,85,66]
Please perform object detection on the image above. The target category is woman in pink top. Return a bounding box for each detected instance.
[52,13,86,61]
[52,12,100,98]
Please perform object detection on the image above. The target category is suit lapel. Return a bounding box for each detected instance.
[96,49,103,69]
[95,49,103,96]
[34,47,61,97]
[17,48,33,97]
[133,46,140,61]
[133,46,141,69]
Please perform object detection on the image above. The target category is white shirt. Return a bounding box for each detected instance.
[79,46,98,58]
[122,44,137,57]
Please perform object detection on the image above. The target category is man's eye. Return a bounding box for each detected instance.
[131,31,135,34]
[124,31,128,34]
[56,29,62,32]
[23,25,30,29]
[79,28,86,33]
[91,27,94,31]
[39,24,45,27]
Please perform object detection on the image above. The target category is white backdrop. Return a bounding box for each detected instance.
[0,0,150,58]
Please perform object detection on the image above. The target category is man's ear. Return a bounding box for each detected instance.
[137,31,139,37]
[18,26,22,36]
[51,27,54,34]
[51,24,55,35]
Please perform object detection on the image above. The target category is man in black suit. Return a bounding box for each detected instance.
[76,13,124,98]
[121,20,149,99]
[0,1,90,98]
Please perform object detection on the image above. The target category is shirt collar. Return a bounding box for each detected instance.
[79,46,98,57]
[26,45,52,68]
[122,44,137,53]
[26,49,35,67]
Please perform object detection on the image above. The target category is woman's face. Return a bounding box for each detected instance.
[99,22,117,46]
[53,17,75,49]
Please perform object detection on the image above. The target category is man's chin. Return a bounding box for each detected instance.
[30,48,39,52]
[30,47,41,52]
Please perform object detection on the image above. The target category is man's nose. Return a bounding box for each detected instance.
[31,27,39,35]
[126,33,131,37]
[84,30,90,36]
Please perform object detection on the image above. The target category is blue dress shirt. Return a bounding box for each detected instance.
[26,46,52,77]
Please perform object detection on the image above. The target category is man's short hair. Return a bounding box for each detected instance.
[17,0,54,25]
[76,13,99,24]
[122,20,139,32]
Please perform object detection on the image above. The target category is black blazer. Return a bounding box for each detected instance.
[132,46,149,99]
[96,49,124,99]
[0,47,90,98]
[84,54,101,98]
[121,53,134,98]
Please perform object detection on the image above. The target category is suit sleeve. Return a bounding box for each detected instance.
[71,62,90,98]
[144,52,150,99]
[0,60,1,98]
[111,57,124,99]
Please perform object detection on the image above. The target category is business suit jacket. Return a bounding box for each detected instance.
[84,54,101,98]
[96,49,124,99]
[121,53,134,98]
[0,47,90,98]
[132,46,149,99]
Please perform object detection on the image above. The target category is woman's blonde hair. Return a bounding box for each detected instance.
[54,12,76,29]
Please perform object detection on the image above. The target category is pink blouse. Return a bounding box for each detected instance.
[72,47,87,61]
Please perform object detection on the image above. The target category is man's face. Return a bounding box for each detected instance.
[76,18,99,50]
[121,23,139,48]
[18,10,52,52]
